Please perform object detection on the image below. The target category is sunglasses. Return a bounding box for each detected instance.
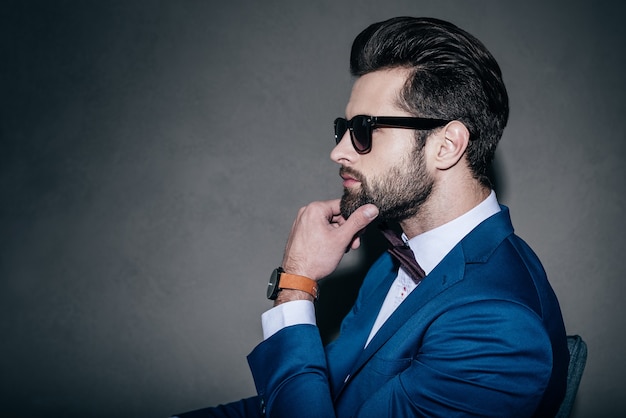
[334,115,451,154]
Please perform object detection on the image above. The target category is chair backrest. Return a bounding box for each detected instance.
[555,335,587,418]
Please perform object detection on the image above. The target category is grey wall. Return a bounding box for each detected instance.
[1,1,624,417]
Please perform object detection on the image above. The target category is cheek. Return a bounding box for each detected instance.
[362,133,420,182]
[371,131,416,164]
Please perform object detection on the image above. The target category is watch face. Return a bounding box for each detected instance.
[267,268,280,299]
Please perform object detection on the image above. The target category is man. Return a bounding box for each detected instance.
[175,16,568,417]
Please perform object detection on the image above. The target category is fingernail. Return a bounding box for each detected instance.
[363,205,379,219]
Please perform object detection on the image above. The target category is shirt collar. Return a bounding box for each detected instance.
[405,190,501,275]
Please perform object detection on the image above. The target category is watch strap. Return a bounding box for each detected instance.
[279,272,319,299]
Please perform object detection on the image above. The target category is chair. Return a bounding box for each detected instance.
[555,335,587,418]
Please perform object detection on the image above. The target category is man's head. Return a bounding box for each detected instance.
[350,17,509,187]
[333,17,508,223]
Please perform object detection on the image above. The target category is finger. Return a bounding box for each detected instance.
[350,236,362,251]
[341,204,379,237]
[322,199,342,218]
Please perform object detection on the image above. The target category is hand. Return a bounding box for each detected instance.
[281,199,379,281]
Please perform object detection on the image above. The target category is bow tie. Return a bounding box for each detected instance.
[379,223,426,285]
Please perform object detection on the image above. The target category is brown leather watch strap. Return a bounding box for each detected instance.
[279,272,319,299]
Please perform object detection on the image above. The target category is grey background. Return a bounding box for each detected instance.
[1,1,624,417]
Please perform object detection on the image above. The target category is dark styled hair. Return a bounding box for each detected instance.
[350,17,509,186]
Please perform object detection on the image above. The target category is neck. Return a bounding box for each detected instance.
[400,181,491,239]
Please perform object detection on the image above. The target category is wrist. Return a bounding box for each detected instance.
[280,260,311,279]
[273,288,315,307]
[267,267,319,302]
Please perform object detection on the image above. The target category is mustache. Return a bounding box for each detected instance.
[340,166,365,183]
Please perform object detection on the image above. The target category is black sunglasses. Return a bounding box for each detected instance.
[334,115,451,154]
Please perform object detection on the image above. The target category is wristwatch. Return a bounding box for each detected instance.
[267,267,319,300]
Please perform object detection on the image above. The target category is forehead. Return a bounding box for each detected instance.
[345,68,412,118]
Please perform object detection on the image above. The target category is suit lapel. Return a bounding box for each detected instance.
[332,207,515,401]
[346,208,515,380]
[346,245,467,385]
[327,255,398,398]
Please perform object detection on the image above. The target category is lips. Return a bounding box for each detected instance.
[340,167,363,188]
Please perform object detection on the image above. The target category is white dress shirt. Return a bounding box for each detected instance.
[262,191,501,342]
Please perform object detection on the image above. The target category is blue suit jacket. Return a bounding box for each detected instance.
[177,207,568,417]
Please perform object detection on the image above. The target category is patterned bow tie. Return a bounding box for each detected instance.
[379,223,426,285]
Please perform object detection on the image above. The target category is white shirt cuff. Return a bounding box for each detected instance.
[261,299,316,340]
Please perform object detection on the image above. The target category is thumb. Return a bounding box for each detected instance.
[343,204,379,234]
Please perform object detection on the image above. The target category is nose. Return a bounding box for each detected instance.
[330,130,357,164]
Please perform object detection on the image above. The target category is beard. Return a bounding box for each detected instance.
[339,146,434,222]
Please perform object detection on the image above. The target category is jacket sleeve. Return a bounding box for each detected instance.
[172,396,262,418]
[247,299,554,418]
[247,324,335,418]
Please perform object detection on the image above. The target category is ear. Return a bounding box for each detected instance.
[432,121,470,170]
